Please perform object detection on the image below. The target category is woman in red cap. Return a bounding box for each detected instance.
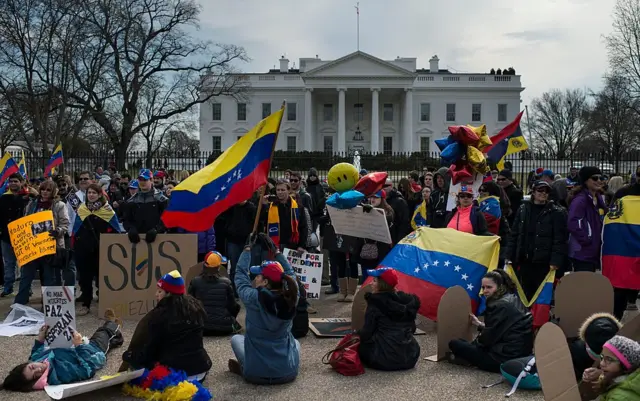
[356,267,421,371]
[445,185,490,235]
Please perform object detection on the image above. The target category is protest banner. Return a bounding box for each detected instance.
[99,234,197,320]
[283,248,323,299]
[327,205,392,244]
[8,211,57,267]
[42,286,76,348]
[45,369,144,400]
[446,172,484,211]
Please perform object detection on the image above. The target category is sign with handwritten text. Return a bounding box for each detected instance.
[8,211,57,267]
[283,248,323,299]
[43,286,76,348]
[327,205,392,244]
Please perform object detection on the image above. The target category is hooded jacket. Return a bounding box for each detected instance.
[305,168,326,224]
[569,313,622,380]
[358,291,421,371]
[28,339,106,385]
[427,167,450,228]
[600,369,640,401]
[568,189,607,264]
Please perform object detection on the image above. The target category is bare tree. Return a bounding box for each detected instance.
[606,0,640,109]
[162,129,199,155]
[527,88,590,158]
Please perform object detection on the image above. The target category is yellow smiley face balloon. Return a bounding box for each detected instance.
[327,163,359,193]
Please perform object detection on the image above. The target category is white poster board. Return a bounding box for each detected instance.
[0,304,44,337]
[327,205,392,244]
[42,286,76,348]
[283,248,323,300]
[45,369,144,400]
[446,172,484,211]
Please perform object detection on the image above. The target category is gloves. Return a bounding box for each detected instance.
[128,228,140,244]
[145,229,158,243]
[363,204,373,213]
[48,229,62,239]
[258,232,278,255]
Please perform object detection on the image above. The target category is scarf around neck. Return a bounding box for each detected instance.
[73,201,122,236]
[267,197,299,248]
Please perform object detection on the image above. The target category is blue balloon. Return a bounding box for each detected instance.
[440,142,462,164]
[435,136,455,152]
[326,190,365,209]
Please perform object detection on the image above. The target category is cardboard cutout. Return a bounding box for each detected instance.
[425,285,472,362]
[535,323,581,401]
[554,272,614,338]
[619,312,640,342]
[351,285,373,331]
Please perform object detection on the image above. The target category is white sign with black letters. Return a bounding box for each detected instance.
[283,249,323,300]
[42,286,76,348]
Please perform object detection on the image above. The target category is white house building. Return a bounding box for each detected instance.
[199,51,524,154]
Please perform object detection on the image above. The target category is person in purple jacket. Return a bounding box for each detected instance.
[176,226,216,262]
[567,166,607,273]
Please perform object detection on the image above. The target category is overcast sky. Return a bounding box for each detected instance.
[198,0,616,105]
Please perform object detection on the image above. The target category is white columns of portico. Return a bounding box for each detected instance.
[403,88,414,153]
[337,87,346,153]
[370,88,380,154]
[304,88,313,151]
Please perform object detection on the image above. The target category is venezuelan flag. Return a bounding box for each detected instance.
[18,150,27,180]
[505,264,554,329]
[603,195,640,290]
[44,144,63,177]
[364,227,500,321]
[0,152,20,192]
[486,111,527,170]
[162,107,284,232]
[478,195,502,235]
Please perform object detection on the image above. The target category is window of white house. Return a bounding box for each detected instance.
[446,103,456,122]
[472,103,481,122]
[420,103,431,122]
[353,103,364,122]
[498,104,507,122]
[287,136,297,152]
[212,103,221,121]
[383,137,393,155]
[262,103,271,119]
[287,103,297,121]
[237,103,247,121]
[212,136,221,152]
[383,103,393,122]
[323,136,333,152]
[420,137,430,153]
[323,104,334,121]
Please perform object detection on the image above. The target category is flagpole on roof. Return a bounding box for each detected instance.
[251,101,286,235]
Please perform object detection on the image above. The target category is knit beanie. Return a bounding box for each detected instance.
[578,166,602,185]
[308,168,318,177]
[498,169,513,181]
[579,313,622,354]
[157,270,185,295]
[603,336,640,370]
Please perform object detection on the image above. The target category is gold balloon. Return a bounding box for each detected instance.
[467,146,490,174]
[467,124,492,151]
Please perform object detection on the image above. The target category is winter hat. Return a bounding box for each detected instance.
[250,261,285,282]
[578,166,602,185]
[367,267,398,288]
[157,270,185,295]
[308,167,318,177]
[359,169,368,176]
[204,251,227,268]
[532,180,551,191]
[128,179,139,189]
[372,190,386,199]
[498,169,513,181]
[579,313,622,356]
[541,169,554,178]
[603,336,640,370]
[458,185,474,195]
[154,171,165,179]
[138,169,152,181]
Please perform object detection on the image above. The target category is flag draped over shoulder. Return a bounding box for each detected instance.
[44,144,63,177]
[0,153,19,193]
[72,203,123,236]
[504,264,554,329]
[367,227,500,321]
[603,196,640,289]
[486,111,527,170]
[478,195,501,235]
[162,107,284,232]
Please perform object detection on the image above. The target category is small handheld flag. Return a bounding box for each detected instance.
[44,144,64,177]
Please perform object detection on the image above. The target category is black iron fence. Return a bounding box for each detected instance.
[8,149,640,184]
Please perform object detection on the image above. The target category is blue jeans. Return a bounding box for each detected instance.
[14,259,57,305]
[231,334,299,385]
[2,241,17,293]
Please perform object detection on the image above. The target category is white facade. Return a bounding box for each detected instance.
[199,51,524,154]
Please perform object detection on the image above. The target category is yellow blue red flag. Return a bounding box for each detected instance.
[603,195,640,289]
[18,150,27,180]
[486,111,527,170]
[0,152,19,192]
[505,264,555,329]
[44,144,63,177]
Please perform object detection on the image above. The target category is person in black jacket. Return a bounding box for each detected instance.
[305,168,326,231]
[122,270,212,378]
[383,180,411,244]
[504,180,568,300]
[497,169,523,226]
[357,267,421,371]
[121,169,168,244]
[292,276,309,339]
[259,179,308,252]
[427,167,450,228]
[223,200,257,288]
[188,252,241,336]
[449,270,533,372]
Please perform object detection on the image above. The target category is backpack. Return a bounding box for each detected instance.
[500,356,541,395]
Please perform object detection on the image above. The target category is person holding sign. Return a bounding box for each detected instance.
[228,233,300,384]
[121,169,168,245]
[1,308,124,392]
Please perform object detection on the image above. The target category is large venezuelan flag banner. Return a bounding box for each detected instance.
[162,107,284,232]
[366,227,500,321]
[603,195,640,290]
[504,264,554,329]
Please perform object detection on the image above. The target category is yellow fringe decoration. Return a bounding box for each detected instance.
[122,381,198,401]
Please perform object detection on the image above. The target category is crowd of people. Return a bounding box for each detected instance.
[0,161,638,399]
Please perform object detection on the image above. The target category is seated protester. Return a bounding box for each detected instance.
[229,233,300,385]
[582,335,640,401]
[188,251,242,336]
[292,276,309,339]
[2,309,123,392]
[569,313,621,381]
[357,267,421,371]
[122,271,212,380]
[448,270,533,373]
[444,185,490,235]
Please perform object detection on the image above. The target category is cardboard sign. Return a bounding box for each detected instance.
[99,234,198,320]
[309,318,353,337]
[283,248,323,299]
[446,172,484,211]
[8,211,57,267]
[45,369,144,400]
[351,284,373,331]
[535,323,581,401]
[554,272,614,338]
[425,285,472,362]
[42,286,76,348]
[327,205,392,244]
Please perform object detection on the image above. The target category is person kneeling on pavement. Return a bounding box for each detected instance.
[357,267,421,371]
[1,309,124,392]
[188,251,242,336]
[229,233,300,384]
[448,270,533,372]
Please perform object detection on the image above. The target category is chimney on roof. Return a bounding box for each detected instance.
[279,56,289,73]
[429,55,439,73]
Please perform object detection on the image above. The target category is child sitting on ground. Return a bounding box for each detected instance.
[188,251,242,336]
[582,335,640,400]
[1,309,123,392]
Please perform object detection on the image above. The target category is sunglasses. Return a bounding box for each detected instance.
[590,175,602,181]
[458,193,473,199]
[289,179,299,183]
[535,188,550,194]
[496,178,507,182]
[79,177,91,181]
